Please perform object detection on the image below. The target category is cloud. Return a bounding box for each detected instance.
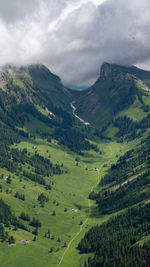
[0,0,150,87]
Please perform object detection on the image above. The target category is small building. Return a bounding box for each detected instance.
[21,240,29,245]
[89,168,99,171]
[70,209,78,213]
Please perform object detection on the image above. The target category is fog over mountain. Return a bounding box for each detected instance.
[0,0,150,87]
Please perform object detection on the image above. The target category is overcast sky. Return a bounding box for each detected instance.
[0,0,150,88]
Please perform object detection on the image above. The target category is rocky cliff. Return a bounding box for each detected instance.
[99,62,135,82]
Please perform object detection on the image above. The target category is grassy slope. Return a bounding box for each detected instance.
[75,80,129,129]
[104,90,150,139]
[116,96,147,121]
[0,78,147,266]
[73,64,150,131]
[0,116,135,267]
[0,64,150,266]
[28,65,72,110]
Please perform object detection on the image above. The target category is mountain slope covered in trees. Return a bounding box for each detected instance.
[72,63,150,135]
[0,63,150,267]
[76,65,150,265]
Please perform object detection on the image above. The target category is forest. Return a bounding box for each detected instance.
[78,203,150,267]
[114,113,150,140]
[89,135,150,214]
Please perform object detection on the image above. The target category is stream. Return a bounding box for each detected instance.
[70,101,90,126]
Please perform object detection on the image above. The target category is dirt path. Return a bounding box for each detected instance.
[57,167,101,267]
[57,217,88,267]
[57,144,112,266]
[109,170,147,193]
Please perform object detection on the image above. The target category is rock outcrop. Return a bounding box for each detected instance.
[99,62,136,82]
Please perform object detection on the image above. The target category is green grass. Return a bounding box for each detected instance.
[0,128,144,267]
[104,125,119,138]
[117,97,148,121]
[142,91,150,105]
[35,105,54,118]
[1,63,150,267]
[24,116,53,135]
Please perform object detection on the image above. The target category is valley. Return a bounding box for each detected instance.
[0,63,150,267]
[0,136,125,267]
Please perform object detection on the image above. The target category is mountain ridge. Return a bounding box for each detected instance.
[71,62,150,133]
[0,62,150,267]
[99,62,150,82]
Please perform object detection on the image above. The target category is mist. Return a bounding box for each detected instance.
[0,0,150,88]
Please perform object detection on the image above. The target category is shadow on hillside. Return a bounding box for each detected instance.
[73,202,105,219]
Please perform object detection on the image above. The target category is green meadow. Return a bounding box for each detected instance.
[0,63,150,267]
[0,89,149,267]
[0,133,133,267]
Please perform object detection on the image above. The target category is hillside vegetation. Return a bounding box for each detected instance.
[0,63,150,267]
[73,63,150,133]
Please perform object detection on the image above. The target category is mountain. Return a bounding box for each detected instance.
[0,64,71,134]
[0,64,99,152]
[0,64,71,110]
[78,132,150,267]
[75,63,150,267]
[0,62,150,267]
[72,63,150,135]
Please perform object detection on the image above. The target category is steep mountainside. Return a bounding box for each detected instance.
[0,64,71,131]
[78,132,150,267]
[73,63,150,133]
[0,63,150,267]
[0,64,71,108]
[0,64,98,152]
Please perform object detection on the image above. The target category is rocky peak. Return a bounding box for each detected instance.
[99,62,136,82]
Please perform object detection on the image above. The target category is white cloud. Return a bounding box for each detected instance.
[0,0,150,87]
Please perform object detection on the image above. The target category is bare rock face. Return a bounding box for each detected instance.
[0,72,7,89]
[99,62,136,82]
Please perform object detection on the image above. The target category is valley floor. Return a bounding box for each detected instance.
[0,137,132,267]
